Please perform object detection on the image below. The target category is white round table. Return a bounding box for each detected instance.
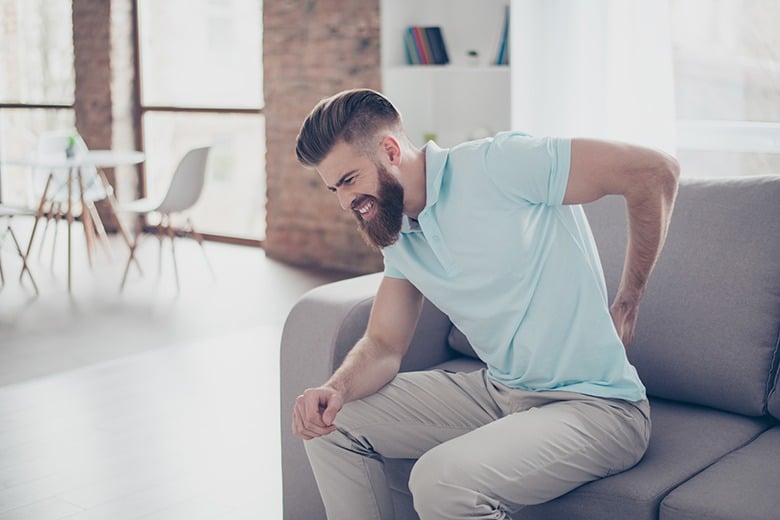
[2,150,145,292]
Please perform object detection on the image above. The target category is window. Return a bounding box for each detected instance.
[136,0,265,241]
[671,0,780,177]
[0,0,75,205]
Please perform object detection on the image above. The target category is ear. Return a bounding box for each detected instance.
[379,136,402,166]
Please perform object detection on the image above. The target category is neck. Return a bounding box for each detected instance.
[401,146,427,219]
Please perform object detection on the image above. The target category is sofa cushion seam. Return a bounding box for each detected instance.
[762,318,780,417]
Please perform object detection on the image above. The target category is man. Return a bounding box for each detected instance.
[292,88,679,519]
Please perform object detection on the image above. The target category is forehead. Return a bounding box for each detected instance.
[316,139,370,184]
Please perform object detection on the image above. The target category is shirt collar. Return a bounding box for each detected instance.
[423,140,448,208]
[400,140,448,234]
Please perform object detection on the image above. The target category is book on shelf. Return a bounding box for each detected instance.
[404,28,420,64]
[404,26,450,65]
[494,3,510,65]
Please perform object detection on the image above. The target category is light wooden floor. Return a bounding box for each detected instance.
[0,221,350,519]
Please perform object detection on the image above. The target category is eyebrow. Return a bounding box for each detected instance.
[327,170,358,192]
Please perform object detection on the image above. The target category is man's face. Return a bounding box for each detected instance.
[318,140,405,249]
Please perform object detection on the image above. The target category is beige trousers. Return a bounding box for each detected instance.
[305,369,651,520]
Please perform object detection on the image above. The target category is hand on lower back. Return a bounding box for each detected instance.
[610,297,639,348]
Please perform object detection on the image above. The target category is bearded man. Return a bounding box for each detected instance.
[292,88,679,520]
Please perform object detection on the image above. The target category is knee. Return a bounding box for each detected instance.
[409,448,507,519]
[302,429,340,470]
[303,400,375,462]
[408,450,443,517]
[408,448,468,518]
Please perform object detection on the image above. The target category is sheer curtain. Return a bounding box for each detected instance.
[510,0,676,154]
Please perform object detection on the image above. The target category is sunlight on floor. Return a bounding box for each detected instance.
[0,326,284,519]
[0,222,352,519]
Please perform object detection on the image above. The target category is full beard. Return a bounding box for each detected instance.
[354,164,405,249]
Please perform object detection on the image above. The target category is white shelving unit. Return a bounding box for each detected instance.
[381,0,511,147]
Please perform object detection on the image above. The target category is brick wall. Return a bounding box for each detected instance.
[71,0,138,227]
[73,0,112,150]
[263,0,383,274]
[110,0,140,204]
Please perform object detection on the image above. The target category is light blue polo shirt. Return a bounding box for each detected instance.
[382,131,646,402]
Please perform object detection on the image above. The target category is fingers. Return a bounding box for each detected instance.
[292,388,340,440]
[622,325,636,347]
[321,399,340,426]
[293,406,329,440]
[609,302,637,347]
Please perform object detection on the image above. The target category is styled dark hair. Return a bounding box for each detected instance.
[295,89,401,168]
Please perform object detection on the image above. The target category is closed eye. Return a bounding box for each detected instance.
[327,169,359,192]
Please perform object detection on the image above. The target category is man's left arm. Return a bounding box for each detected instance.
[562,138,680,346]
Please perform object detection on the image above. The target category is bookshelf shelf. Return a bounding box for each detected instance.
[386,65,510,73]
[381,0,511,147]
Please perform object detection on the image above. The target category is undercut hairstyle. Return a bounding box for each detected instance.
[295,89,402,168]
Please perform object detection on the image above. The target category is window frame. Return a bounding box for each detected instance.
[131,0,265,247]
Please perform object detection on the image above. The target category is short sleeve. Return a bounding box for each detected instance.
[484,132,572,205]
[382,253,406,279]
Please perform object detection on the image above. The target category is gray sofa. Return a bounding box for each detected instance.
[280,176,780,519]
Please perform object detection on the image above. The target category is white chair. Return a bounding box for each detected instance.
[0,205,39,294]
[118,146,214,292]
[29,131,111,268]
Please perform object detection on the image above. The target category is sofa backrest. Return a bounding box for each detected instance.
[585,176,780,416]
[448,176,780,417]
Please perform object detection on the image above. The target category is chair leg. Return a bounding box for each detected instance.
[50,203,62,272]
[77,172,96,269]
[0,221,9,286]
[20,173,54,283]
[38,203,54,261]
[186,217,215,280]
[97,169,137,269]
[81,205,96,270]
[89,203,113,261]
[164,217,180,293]
[130,215,144,276]
[120,214,143,292]
[9,227,38,295]
[157,216,166,277]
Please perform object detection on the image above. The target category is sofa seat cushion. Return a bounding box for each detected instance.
[659,426,780,520]
[384,397,772,520]
[430,355,485,374]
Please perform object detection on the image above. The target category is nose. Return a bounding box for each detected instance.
[336,188,355,211]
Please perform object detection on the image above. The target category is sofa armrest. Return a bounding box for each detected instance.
[279,272,454,519]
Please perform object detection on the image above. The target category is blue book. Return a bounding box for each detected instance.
[495,4,510,65]
[424,26,450,65]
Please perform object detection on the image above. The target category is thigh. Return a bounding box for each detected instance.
[334,369,502,459]
[411,394,650,510]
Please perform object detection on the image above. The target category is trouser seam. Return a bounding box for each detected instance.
[360,455,385,520]
[346,422,483,437]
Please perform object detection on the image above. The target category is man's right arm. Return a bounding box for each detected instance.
[292,276,423,440]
